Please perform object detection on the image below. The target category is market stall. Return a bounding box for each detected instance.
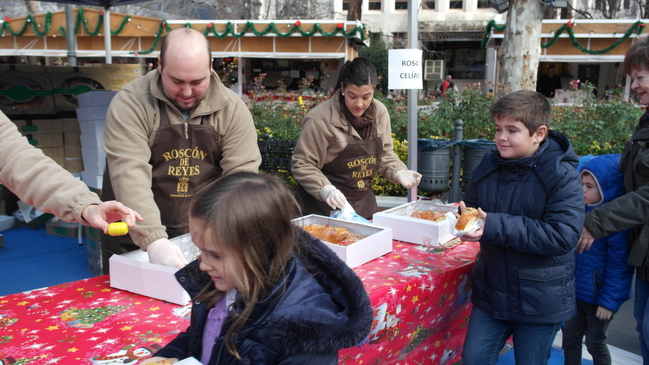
[0,8,369,94]
[0,240,479,364]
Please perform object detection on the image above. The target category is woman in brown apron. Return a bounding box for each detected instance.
[291,57,421,220]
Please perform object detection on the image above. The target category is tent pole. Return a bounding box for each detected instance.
[406,0,418,202]
[104,9,112,64]
[65,4,77,66]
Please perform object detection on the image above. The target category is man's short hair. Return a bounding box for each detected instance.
[159,28,212,67]
[489,90,551,136]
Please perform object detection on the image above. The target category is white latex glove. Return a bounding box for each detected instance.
[395,170,422,189]
[320,185,348,210]
[146,238,189,269]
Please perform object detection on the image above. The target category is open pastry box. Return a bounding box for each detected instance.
[292,214,393,268]
[372,201,458,247]
[109,233,199,305]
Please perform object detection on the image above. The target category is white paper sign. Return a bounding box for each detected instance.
[388,49,423,90]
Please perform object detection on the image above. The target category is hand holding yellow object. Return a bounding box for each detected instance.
[107,222,129,236]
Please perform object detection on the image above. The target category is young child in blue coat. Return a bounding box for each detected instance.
[562,154,634,365]
[459,90,585,365]
[139,172,373,365]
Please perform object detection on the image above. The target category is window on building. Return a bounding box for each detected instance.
[369,0,382,10]
[449,0,463,8]
[395,0,408,9]
[392,32,407,48]
[423,1,435,9]
[424,60,444,80]
[477,0,490,8]
[343,0,348,10]
[443,45,487,80]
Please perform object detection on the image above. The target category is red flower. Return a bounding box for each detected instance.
[640,22,646,27]
[3,16,11,23]
[207,23,213,29]
[295,20,301,27]
[337,23,343,29]
[567,20,574,28]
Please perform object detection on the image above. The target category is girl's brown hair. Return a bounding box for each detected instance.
[190,172,298,359]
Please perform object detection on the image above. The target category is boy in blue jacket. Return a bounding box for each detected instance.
[460,90,585,365]
[562,154,633,365]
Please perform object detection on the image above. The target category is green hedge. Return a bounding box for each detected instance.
[252,81,644,195]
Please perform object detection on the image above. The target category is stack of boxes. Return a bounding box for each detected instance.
[76,91,117,190]
[76,90,117,276]
[63,118,83,173]
[13,119,67,169]
[103,64,144,90]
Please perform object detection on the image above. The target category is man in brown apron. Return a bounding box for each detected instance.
[101,103,221,273]
[100,28,261,273]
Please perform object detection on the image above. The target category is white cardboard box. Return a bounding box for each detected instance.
[76,106,109,122]
[81,147,106,162]
[81,171,103,189]
[77,90,117,107]
[292,214,393,268]
[372,201,457,247]
[78,119,105,136]
[0,214,15,232]
[83,159,106,176]
[79,133,102,149]
[109,233,199,305]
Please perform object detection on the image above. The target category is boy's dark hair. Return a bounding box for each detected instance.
[623,35,649,76]
[489,90,551,136]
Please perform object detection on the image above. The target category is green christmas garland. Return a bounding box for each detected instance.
[136,20,368,54]
[0,6,369,56]
[481,19,645,54]
[1,12,52,37]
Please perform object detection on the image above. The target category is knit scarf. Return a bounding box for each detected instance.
[340,93,376,140]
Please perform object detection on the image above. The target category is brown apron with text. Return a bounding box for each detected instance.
[100,101,221,273]
[296,123,382,220]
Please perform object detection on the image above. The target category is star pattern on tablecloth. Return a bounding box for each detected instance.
[340,241,479,365]
[0,276,191,365]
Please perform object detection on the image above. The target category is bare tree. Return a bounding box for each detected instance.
[570,0,640,19]
[632,0,649,18]
[498,0,545,92]
[0,0,261,20]
[260,0,333,20]
[347,0,362,21]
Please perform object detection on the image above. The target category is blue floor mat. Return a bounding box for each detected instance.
[0,225,93,296]
[497,347,594,365]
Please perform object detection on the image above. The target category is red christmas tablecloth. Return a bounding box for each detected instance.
[0,276,191,364]
[340,240,479,365]
[0,240,478,365]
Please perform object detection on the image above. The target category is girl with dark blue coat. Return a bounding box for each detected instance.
[139,172,373,365]
[562,154,633,365]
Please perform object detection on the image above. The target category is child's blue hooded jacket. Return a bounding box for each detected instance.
[577,154,633,312]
